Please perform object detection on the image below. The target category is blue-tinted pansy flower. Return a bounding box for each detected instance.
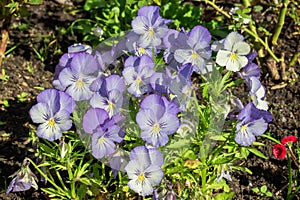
[123,55,154,97]
[7,159,38,194]
[239,51,261,79]
[125,31,157,57]
[53,44,93,91]
[174,25,212,73]
[247,77,268,110]
[82,108,124,159]
[131,6,171,48]
[235,102,272,146]
[136,94,180,147]
[150,69,172,94]
[58,52,99,101]
[216,32,251,72]
[68,43,92,54]
[125,146,164,196]
[163,28,188,71]
[169,64,193,111]
[90,75,126,117]
[30,89,75,141]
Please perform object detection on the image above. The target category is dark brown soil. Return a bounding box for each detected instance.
[0,0,299,199]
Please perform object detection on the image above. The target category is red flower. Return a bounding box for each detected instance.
[281,136,297,145]
[272,144,287,160]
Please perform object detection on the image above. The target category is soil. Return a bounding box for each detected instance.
[0,0,299,199]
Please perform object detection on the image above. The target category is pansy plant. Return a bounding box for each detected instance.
[23,5,275,199]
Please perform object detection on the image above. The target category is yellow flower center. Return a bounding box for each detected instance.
[152,123,160,134]
[98,136,105,143]
[241,124,247,132]
[136,77,142,85]
[138,47,146,55]
[148,27,155,37]
[191,51,199,59]
[76,79,84,87]
[108,101,114,110]
[230,53,237,60]
[48,118,55,127]
[137,173,145,181]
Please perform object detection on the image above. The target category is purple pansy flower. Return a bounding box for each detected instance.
[90,75,126,117]
[150,68,172,94]
[239,51,261,79]
[131,6,171,48]
[247,77,268,110]
[58,52,99,101]
[53,44,93,91]
[125,31,158,57]
[82,108,124,159]
[173,25,212,73]
[125,146,164,196]
[122,55,154,97]
[169,64,193,111]
[136,94,180,147]
[235,102,272,146]
[6,159,38,194]
[30,89,75,141]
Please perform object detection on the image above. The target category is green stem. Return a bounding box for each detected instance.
[272,0,290,45]
[243,28,280,62]
[289,51,299,67]
[286,154,293,200]
[26,158,71,198]
[202,0,231,19]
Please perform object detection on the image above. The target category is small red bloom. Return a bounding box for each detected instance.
[281,136,297,145]
[272,144,287,160]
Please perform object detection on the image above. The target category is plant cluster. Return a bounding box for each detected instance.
[7,5,276,200]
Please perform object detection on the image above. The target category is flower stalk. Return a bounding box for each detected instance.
[271,0,290,45]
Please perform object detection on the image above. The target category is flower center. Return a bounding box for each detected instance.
[98,136,105,143]
[136,77,143,85]
[137,173,145,181]
[191,51,199,60]
[108,101,114,110]
[230,53,237,60]
[76,79,84,87]
[138,47,146,55]
[152,123,160,134]
[148,27,155,37]
[48,118,55,127]
[241,124,247,132]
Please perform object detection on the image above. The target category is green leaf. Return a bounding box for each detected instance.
[214,192,235,200]
[248,147,268,159]
[266,191,273,197]
[29,0,43,5]
[260,185,267,193]
[254,5,263,12]
[252,187,260,193]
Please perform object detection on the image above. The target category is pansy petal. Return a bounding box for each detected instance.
[247,118,268,136]
[128,178,153,197]
[233,41,251,55]
[82,108,109,134]
[145,164,163,185]
[224,32,244,50]
[216,50,231,66]
[30,103,50,124]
